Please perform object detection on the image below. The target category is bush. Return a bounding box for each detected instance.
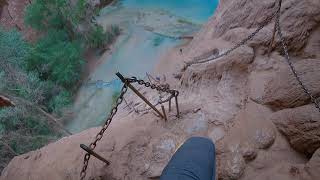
[27,30,84,87]
[87,25,107,48]
[24,0,77,31]
[106,25,120,44]
[24,0,48,30]
[0,27,70,172]
[87,24,121,49]
[48,90,72,115]
[0,27,30,66]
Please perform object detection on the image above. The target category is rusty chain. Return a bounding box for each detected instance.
[186,4,280,66]
[187,0,319,111]
[127,76,179,97]
[275,1,320,112]
[80,76,179,180]
[80,84,128,180]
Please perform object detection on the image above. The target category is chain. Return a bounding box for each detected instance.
[80,84,128,180]
[186,5,280,66]
[127,76,179,97]
[275,1,320,112]
[79,76,178,180]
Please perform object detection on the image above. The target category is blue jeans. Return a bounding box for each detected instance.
[160,137,216,180]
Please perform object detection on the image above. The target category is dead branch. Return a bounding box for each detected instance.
[0,95,15,107]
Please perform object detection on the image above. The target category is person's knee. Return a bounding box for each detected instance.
[160,137,216,180]
[185,137,215,150]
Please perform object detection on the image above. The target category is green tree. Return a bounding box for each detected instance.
[25,0,90,38]
[87,25,106,48]
[0,28,30,66]
[27,30,84,87]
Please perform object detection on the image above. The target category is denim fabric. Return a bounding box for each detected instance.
[160,137,216,180]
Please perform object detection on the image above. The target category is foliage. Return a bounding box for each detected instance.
[27,30,84,87]
[107,25,121,44]
[0,28,30,66]
[24,0,121,87]
[24,0,84,32]
[48,90,71,115]
[0,0,122,171]
[73,0,87,24]
[0,28,69,171]
[87,25,107,48]
[0,105,62,169]
[24,0,48,30]
[87,25,121,49]
[0,107,55,135]
[0,28,46,103]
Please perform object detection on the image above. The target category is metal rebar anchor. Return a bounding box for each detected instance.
[80,144,110,165]
[116,72,165,119]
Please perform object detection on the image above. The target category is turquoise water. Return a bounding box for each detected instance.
[66,0,218,132]
[121,0,218,23]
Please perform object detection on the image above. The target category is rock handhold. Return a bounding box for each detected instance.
[270,104,320,156]
[261,58,320,109]
[182,112,208,135]
[218,145,246,180]
[254,127,276,149]
[240,142,257,162]
[303,148,320,179]
[145,134,178,178]
[208,126,225,143]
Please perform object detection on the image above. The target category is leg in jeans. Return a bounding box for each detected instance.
[160,137,216,180]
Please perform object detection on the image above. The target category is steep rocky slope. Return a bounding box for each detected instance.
[1,0,320,179]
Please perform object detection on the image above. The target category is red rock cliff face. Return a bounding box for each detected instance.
[0,0,37,41]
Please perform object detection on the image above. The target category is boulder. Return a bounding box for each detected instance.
[303,148,320,179]
[243,148,320,180]
[270,104,320,156]
[253,127,276,149]
[261,58,320,109]
[302,26,320,58]
[181,112,208,135]
[223,101,276,150]
[218,145,246,180]
[145,134,178,178]
[240,142,257,162]
[208,126,225,143]
[190,0,320,53]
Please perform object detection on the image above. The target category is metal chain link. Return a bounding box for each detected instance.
[275,1,320,112]
[186,6,280,66]
[79,76,178,180]
[127,76,179,97]
[80,84,128,180]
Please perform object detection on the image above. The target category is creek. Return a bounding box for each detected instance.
[66,0,218,133]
